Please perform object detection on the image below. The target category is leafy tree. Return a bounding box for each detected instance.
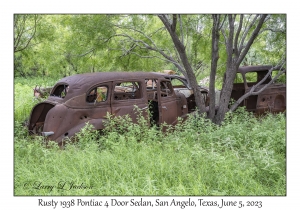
[158,14,207,113]
[14,15,57,77]
[211,15,286,124]
[14,14,40,53]
[13,14,286,124]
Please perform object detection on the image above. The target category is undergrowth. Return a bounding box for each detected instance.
[14,109,286,196]
[14,80,286,196]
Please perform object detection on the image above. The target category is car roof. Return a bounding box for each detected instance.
[53,71,167,97]
[238,65,275,74]
[58,71,166,83]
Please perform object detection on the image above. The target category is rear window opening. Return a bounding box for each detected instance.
[113,81,142,100]
[51,84,69,98]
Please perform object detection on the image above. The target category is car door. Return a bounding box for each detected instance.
[84,82,112,129]
[111,80,148,123]
[157,79,178,125]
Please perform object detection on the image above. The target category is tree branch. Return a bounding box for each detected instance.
[238,14,259,53]
[171,14,177,32]
[14,15,39,53]
[237,14,267,65]
[234,15,243,57]
[209,14,221,120]
[178,14,184,44]
[259,28,286,34]
[77,48,96,57]
[230,61,286,111]
[221,28,227,44]
[114,32,186,75]
[14,15,25,51]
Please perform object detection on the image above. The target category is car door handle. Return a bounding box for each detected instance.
[162,106,167,110]
[140,106,148,110]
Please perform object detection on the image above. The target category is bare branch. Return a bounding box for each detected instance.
[234,15,243,56]
[118,43,137,58]
[264,15,272,23]
[227,14,235,56]
[221,28,227,44]
[178,14,184,44]
[14,15,27,52]
[113,24,163,54]
[238,15,259,53]
[237,14,267,65]
[77,48,96,57]
[171,14,177,32]
[259,28,286,34]
[149,27,165,37]
[14,15,39,53]
[113,32,186,75]
[129,51,184,71]
[219,14,227,29]
[158,14,173,35]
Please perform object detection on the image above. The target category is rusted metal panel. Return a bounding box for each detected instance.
[158,79,179,125]
[232,65,286,114]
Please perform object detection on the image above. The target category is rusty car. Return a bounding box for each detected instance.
[231,65,286,114]
[28,71,209,145]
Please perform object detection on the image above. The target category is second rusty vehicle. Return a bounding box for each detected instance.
[28,71,209,145]
[231,65,286,114]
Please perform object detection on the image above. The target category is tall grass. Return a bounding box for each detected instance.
[14,79,286,196]
[14,77,58,123]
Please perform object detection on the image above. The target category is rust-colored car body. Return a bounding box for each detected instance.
[28,72,208,145]
[231,65,286,114]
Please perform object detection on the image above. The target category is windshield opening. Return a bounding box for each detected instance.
[51,84,69,98]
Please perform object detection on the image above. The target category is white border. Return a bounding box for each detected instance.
[2,1,298,209]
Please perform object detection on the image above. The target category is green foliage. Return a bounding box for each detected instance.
[13,15,286,195]
[14,14,286,84]
[14,75,286,196]
[14,101,286,195]
[14,77,59,123]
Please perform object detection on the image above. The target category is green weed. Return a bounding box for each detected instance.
[14,79,286,196]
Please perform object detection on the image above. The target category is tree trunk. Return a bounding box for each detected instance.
[213,14,267,124]
[158,15,206,114]
[213,15,236,124]
[208,15,221,120]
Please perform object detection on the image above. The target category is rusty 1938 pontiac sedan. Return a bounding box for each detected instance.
[28,72,208,145]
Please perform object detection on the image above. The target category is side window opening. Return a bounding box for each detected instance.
[145,79,158,101]
[234,73,244,84]
[51,84,69,98]
[257,71,272,84]
[245,72,258,83]
[86,86,108,104]
[145,79,158,89]
[113,81,142,100]
[160,81,173,97]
